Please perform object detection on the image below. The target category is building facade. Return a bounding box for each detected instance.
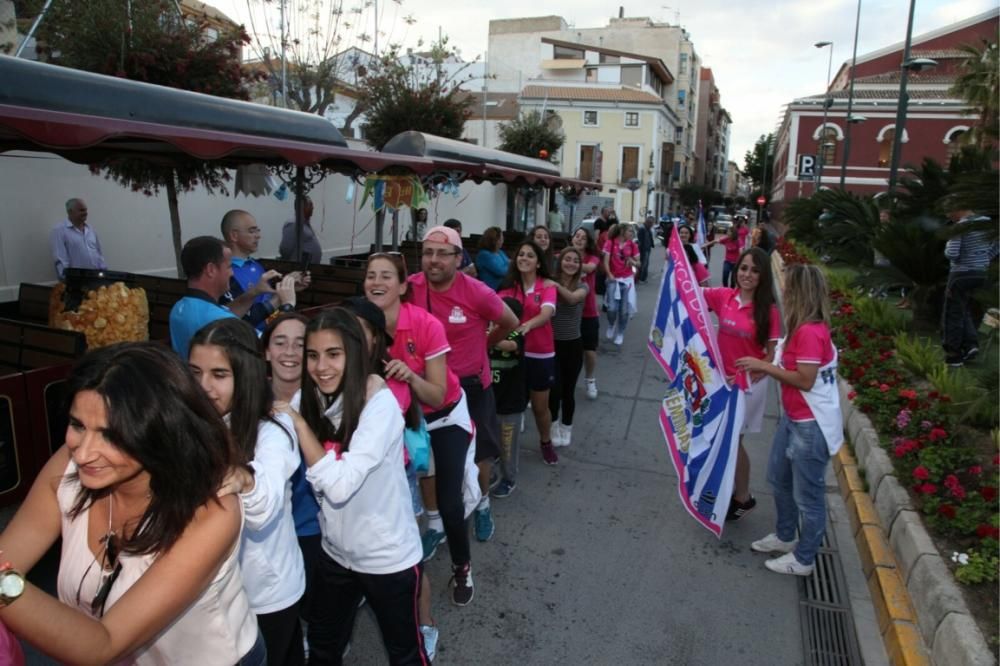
[694,68,731,193]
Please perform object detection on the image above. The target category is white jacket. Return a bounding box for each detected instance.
[238,412,306,614]
[306,387,423,574]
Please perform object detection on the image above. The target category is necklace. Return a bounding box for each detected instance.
[100,494,117,571]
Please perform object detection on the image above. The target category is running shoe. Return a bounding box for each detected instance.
[764,552,814,576]
[492,479,516,498]
[585,378,598,400]
[421,528,447,562]
[474,505,495,542]
[605,325,616,340]
[540,441,559,465]
[750,532,797,554]
[420,625,439,661]
[614,332,624,346]
[450,563,474,606]
[726,495,757,522]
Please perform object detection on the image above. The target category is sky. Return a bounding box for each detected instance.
[214,0,996,167]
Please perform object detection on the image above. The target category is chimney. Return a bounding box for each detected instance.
[619,7,625,18]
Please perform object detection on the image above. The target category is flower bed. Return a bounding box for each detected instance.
[775,239,999,644]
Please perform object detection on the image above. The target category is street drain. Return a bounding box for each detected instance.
[798,529,864,665]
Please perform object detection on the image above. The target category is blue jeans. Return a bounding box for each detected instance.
[941,271,985,357]
[767,416,831,566]
[604,279,632,335]
[722,260,736,288]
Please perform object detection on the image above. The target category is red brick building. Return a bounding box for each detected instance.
[770,8,998,213]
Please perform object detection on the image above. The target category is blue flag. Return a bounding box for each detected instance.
[648,225,744,536]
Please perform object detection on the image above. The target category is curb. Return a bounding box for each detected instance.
[835,378,996,666]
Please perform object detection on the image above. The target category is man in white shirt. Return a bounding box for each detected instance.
[50,198,107,279]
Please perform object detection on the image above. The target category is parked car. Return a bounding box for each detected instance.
[714,213,734,232]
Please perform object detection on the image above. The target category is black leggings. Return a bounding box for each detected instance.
[549,338,584,426]
[257,600,304,666]
[307,552,426,665]
[429,424,471,566]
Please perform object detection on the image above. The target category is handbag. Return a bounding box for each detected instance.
[403,415,431,475]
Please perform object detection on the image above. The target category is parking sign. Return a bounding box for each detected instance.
[798,154,816,181]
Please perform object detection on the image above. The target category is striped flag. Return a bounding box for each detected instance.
[648,225,744,536]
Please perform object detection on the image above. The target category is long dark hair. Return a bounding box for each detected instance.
[65,342,233,556]
[191,318,293,465]
[736,247,777,349]
[300,308,372,452]
[556,246,583,291]
[571,227,598,257]
[499,240,551,292]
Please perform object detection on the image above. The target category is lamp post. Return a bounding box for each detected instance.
[839,0,863,188]
[887,0,938,198]
[814,41,834,193]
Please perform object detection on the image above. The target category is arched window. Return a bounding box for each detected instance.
[818,127,838,166]
[944,127,970,160]
[878,129,895,167]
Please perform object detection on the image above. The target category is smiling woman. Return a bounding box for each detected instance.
[0,342,264,665]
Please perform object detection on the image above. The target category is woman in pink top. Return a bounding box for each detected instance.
[707,226,743,288]
[602,223,640,346]
[703,248,780,523]
[498,241,559,465]
[677,224,711,286]
[571,228,602,399]
[737,265,843,576]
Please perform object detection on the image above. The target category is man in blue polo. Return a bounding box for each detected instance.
[169,236,239,358]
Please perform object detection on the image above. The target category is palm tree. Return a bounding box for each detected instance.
[950,40,999,147]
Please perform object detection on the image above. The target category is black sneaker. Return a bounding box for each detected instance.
[450,562,474,606]
[963,346,979,362]
[945,355,964,368]
[726,495,757,522]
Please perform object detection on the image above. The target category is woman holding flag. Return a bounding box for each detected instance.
[702,248,780,522]
[736,264,843,576]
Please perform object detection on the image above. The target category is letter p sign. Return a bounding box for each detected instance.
[798,154,816,181]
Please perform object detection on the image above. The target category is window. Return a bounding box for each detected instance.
[675,126,683,142]
[621,65,642,87]
[878,129,895,167]
[625,112,640,127]
[583,110,598,126]
[586,67,598,82]
[673,161,681,179]
[599,53,620,64]
[679,53,688,75]
[818,128,837,166]
[579,145,598,181]
[621,146,640,182]
[678,89,686,108]
[946,129,967,160]
[554,45,584,59]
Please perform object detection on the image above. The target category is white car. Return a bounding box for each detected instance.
[714,213,734,232]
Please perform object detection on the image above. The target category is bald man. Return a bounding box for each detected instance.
[50,198,107,279]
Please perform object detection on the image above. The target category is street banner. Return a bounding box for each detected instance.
[648,225,744,536]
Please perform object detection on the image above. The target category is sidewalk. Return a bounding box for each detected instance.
[343,248,889,664]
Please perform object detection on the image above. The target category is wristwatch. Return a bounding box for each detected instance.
[0,569,25,606]
[278,303,295,313]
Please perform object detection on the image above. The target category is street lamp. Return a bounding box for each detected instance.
[887,0,938,198]
[814,41,834,193]
[839,0,863,188]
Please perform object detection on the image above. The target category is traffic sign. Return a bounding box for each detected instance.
[797,154,816,180]
[756,195,766,206]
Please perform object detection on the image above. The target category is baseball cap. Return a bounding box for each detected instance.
[422,225,462,249]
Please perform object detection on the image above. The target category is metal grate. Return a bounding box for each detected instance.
[798,528,864,665]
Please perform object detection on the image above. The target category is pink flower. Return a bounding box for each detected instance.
[913,466,930,480]
[975,524,1000,540]
[879,383,890,393]
[981,486,997,502]
[898,389,917,400]
[968,465,982,476]
[929,428,948,441]
[915,482,938,495]
[944,474,960,489]
[847,390,857,401]
[937,504,957,519]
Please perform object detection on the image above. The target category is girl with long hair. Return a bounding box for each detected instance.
[275,308,427,663]
[702,248,780,523]
[677,224,711,286]
[499,241,559,465]
[0,342,263,665]
[571,227,602,399]
[475,226,509,290]
[189,318,305,666]
[736,265,843,577]
[529,225,556,273]
[548,247,589,448]
[602,223,640,346]
[364,252,479,608]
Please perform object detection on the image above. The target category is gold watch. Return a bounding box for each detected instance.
[0,569,25,606]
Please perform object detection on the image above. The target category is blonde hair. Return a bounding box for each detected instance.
[782,264,830,338]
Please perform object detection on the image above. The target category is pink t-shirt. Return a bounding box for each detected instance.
[704,287,781,390]
[781,322,834,420]
[602,239,639,278]
[722,237,742,263]
[738,226,749,248]
[498,281,557,358]
[389,302,462,412]
[582,254,601,318]
[407,272,505,388]
[387,377,412,414]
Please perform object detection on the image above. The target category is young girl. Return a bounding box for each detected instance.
[677,224,711,286]
[275,308,428,663]
[571,228,602,399]
[364,253,479,608]
[189,318,305,666]
[549,247,589,448]
[707,226,743,288]
[499,241,558,465]
[602,223,640,346]
[702,248,780,522]
[736,264,843,576]
[530,225,556,273]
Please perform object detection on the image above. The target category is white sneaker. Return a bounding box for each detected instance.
[614,332,624,346]
[550,421,564,447]
[750,532,798,554]
[605,325,616,340]
[764,551,814,576]
[585,378,598,400]
[557,424,572,447]
[420,624,439,661]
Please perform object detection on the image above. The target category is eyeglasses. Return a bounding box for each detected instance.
[421,249,460,260]
[76,532,122,618]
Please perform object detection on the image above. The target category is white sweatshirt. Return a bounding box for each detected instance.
[238,412,306,614]
[306,387,423,575]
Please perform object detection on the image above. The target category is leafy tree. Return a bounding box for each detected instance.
[677,183,720,209]
[355,39,472,150]
[497,110,564,161]
[32,0,259,274]
[784,188,878,264]
[950,40,998,148]
[743,133,774,195]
